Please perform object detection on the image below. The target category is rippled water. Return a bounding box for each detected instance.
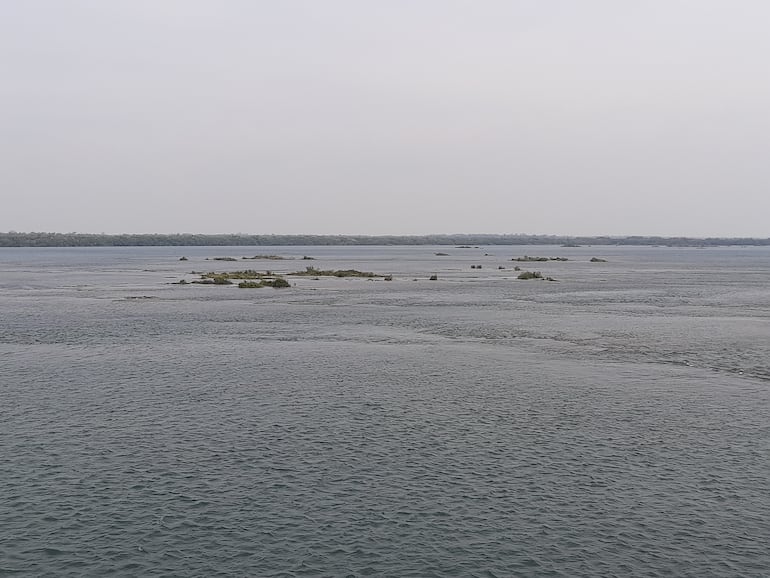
[2,245,769,576]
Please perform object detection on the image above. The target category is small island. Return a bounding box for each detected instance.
[183,269,291,288]
[511,256,568,262]
[288,266,381,278]
[242,255,290,260]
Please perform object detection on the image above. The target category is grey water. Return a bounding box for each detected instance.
[1,245,769,577]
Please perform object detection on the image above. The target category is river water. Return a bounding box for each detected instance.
[2,245,769,577]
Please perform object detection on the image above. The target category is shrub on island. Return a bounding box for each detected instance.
[517,271,543,280]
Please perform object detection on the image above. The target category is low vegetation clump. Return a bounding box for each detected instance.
[590,257,607,262]
[517,271,543,280]
[429,274,438,280]
[209,257,238,261]
[435,252,449,256]
[242,255,288,260]
[179,256,188,261]
[333,269,377,277]
[289,266,380,278]
[302,256,315,260]
[191,276,233,285]
[238,277,291,289]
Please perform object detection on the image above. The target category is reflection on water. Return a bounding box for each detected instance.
[1,245,769,576]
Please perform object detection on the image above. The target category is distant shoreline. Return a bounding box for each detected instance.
[2,232,770,248]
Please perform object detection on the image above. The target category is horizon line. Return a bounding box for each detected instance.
[3,231,770,239]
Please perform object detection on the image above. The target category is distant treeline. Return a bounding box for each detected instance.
[1,232,769,248]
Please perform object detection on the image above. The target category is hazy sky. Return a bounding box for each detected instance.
[2,1,769,236]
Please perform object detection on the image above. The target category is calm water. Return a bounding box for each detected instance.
[2,245,769,577]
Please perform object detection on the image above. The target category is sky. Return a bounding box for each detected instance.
[1,1,769,237]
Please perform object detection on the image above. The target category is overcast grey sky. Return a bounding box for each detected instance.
[2,1,768,236]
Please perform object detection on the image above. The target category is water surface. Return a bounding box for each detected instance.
[2,245,769,576]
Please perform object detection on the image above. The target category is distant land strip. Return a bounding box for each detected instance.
[2,232,770,247]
